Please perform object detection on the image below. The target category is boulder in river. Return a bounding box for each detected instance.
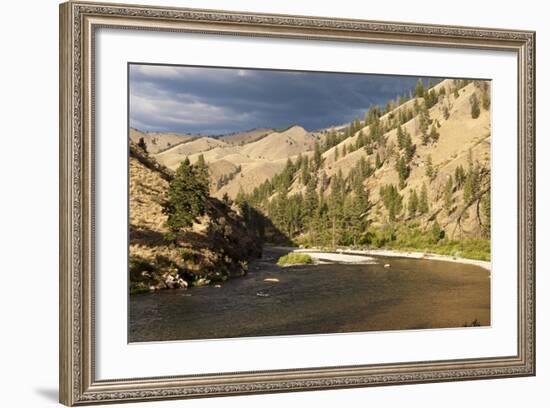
[194,278,211,287]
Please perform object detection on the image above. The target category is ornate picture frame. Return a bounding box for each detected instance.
[59,1,535,405]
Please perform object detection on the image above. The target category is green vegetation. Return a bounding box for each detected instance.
[227,78,490,262]
[408,189,419,217]
[215,164,242,189]
[162,157,209,241]
[419,104,431,145]
[443,176,454,214]
[475,80,491,111]
[137,136,148,153]
[368,222,490,261]
[419,183,429,214]
[470,93,481,119]
[443,105,450,120]
[424,87,438,109]
[415,78,425,98]
[244,151,372,248]
[395,156,410,189]
[277,253,313,266]
[130,282,149,295]
[425,155,435,181]
[380,184,403,222]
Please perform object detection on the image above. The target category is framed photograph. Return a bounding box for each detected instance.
[59,1,536,405]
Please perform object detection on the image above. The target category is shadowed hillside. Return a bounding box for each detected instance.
[129,142,263,294]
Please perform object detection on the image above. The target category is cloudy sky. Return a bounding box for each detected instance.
[129,64,438,135]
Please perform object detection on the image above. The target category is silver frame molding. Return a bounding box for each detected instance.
[59,1,536,405]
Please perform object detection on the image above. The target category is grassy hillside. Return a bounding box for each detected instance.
[129,143,262,294]
[153,126,325,199]
[129,128,195,154]
[219,127,274,145]
[237,79,492,259]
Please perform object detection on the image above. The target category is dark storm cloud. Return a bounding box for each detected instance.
[129,64,436,135]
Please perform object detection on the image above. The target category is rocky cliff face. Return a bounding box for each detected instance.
[128,143,262,294]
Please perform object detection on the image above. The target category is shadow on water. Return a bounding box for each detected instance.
[129,246,491,343]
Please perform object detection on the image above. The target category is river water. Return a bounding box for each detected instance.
[129,247,490,342]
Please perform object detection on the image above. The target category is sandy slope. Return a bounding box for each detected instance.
[154,137,228,170]
[129,128,195,154]
[239,125,317,161]
[219,128,274,145]
[152,126,321,197]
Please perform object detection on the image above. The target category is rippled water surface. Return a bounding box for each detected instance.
[129,247,490,342]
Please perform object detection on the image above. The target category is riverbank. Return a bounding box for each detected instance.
[292,247,491,271]
[130,245,491,342]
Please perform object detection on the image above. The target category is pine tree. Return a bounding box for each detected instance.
[375,152,382,169]
[454,165,466,188]
[284,194,304,238]
[313,141,323,170]
[235,186,246,206]
[443,105,450,120]
[300,156,310,186]
[163,159,209,240]
[430,220,443,243]
[429,124,439,143]
[334,146,339,161]
[463,164,480,204]
[413,98,420,114]
[304,176,318,219]
[295,153,303,170]
[222,192,230,206]
[481,190,491,238]
[408,189,419,217]
[380,184,403,222]
[415,78,425,98]
[195,154,209,192]
[397,125,405,149]
[463,150,480,204]
[443,176,454,214]
[356,130,365,150]
[424,89,438,109]
[137,137,148,153]
[419,106,430,145]
[470,93,481,119]
[481,81,491,110]
[395,156,410,189]
[328,170,345,247]
[425,155,435,180]
[344,180,370,246]
[403,129,415,162]
[419,183,429,214]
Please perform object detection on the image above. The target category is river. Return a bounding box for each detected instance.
[129,246,490,342]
